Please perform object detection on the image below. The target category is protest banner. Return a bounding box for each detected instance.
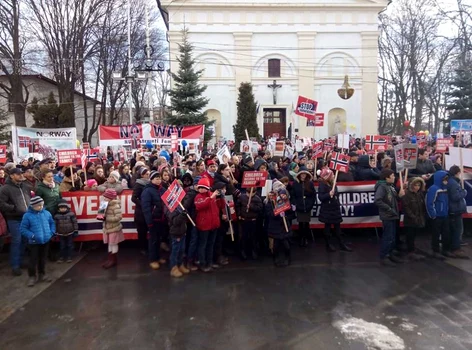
[312,141,323,159]
[57,149,81,167]
[403,144,418,169]
[364,135,387,151]
[394,144,404,172]
[450,119,472,134]
[216,145,231,164]
[294,96,318,119]
[306,113,324,127]
[0,145,6,163]
[323,139,334,152]
[274,141,285,157]
[241,171,268,188]
[436,138,452,153]
[12,126,77,161]
[99,124,204,147]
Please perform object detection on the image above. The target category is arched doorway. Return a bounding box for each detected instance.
[206,109,222,143]
[328,108,346,136]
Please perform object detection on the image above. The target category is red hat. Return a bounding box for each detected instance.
[103,188,117,200]
[197,177,211,190]
[206,159,216,167]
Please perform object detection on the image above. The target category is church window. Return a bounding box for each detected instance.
[268,59,281,78]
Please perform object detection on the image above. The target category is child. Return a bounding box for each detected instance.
[236,187,263,260]
[402,177,426,261]
[426,170,451,259]
[54,199,78,263]
[194,177,222,272]
[20,196,55,287]
[98,171,124,194]
[101,188,124,269]
[84,179,98,191]
[165,205,190,278]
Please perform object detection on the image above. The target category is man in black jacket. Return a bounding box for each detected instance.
[0,168,31,275]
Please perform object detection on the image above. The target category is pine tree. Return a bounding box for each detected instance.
[233,82,259,150]
[27,92,75,128]
[446,65,472,122]
[167,29,212,140]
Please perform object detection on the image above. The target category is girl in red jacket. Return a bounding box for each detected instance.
[194,177,224,272]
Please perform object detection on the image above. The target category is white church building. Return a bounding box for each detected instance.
[159,0,389,141]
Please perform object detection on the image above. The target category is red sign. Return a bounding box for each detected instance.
[82,142,90,150]
[57,149,81,166]
[329,152,351,173]
[241,171,268,188]
[171,133,178,152]
[295,96,318,120]
[162,180,186,212]
[0,145,6,163]
[323,139,334,152]
[365,135,388,151]
[312,141,324,158]
[273,197,291,216]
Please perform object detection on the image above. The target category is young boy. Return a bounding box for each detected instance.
[194,177,223,272]
[20,196,55,287]
[165,205,190,278]
[54,199,78,263]
[426,170,451,259]
[236,187,264,260]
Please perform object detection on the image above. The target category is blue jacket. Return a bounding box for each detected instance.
[141,183,166,226]
[426,170,449,218]
[447,176,467,215]
[20,206,55,244]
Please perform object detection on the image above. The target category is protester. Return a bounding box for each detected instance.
[165,205,190,278]
[101,189,124,269]
[59,167,83,193]
[97,170,125,194]
[35,169,61,216]
[290,170,316,247]
[54,199,78,263]
[119,164,132,189]
[93,165,106,185]
[131,168,150,254]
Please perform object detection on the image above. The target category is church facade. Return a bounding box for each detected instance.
[159,0,389,142]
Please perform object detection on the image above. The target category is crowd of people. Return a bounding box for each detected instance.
[0,137,469,286]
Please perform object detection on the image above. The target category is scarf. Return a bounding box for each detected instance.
[43,180,55,189]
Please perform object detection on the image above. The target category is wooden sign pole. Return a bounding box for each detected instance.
[179,202,196,227]
[332,170,339,191]
[246,187,254,212]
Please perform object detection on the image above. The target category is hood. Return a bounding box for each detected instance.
[433,170,448,188]
[358,155,371,168]
[296,170,313,181]
[254,159,268,171]
[181,172,193,184]
[408,177,425,192]
[136,178,150,186]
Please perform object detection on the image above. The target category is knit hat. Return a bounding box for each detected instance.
[135,161,146,168]
[30,196,44,206]
[193,175,202,186]
[150,170,161,181]
[272,179,286,193]
[213,181,226,190]
[109,170,120,181]
[197,177,211,190]
[206,159,216,167]
[103,188,117,200]
[289,162,298,171]
[320,168,334,181]
[86,179,98,188]
[57,199,70,209]
[139,167,149,176]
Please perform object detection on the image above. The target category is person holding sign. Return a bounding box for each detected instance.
[59,167,83,193]
[317,167,352,253]
[236,187,263,260]
[165,205,191,278]
[290,170,316,248]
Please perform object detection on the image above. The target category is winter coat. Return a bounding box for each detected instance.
[236,193,264,220]
[374,180,400,221]
[318,181,343,224]
[20,207,55,245]
[402,178,426,228]
[355,155,381,181]
[411,158,435,176]
[165,207,187,238]
[97,181,124,194]
[290,178,316,214]
[426,170,449,218]
[182,187,198,221]
[0,178,31,220]
[54,210,78,236]
[201,171,216,188]
[447,176,467,215]
[194,191,222,231]
[120,173,132,189]
[103,199,124,244]
[141,183,166,226]
[131,178,149,223]
[59,177,83,193]
[213,172,229,191]
[264,201,294,240]
[35,181,61,216]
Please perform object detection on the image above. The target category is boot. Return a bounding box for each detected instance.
[38,274,52,283]
[102,253,113,268]
[325,236,336,252]
[187,260,199,271]
[240,250,248,260]
[339,243,353,252]
[170,266,183,278]
[103,253,117,269]
[251,250,258,260]
[149,261,160,270]
[179,265,190,274]
[28,276,36,287]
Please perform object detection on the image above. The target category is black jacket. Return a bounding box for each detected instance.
[290,180,316,213]
[236,193,264,220]
[355,155,380,181]
[165,207,187,238]
[402,178,426,228]
[374,180,399,221]
[264,201,294,240]
[131,178,149,222]
[0,178,31,220]
[317,181,343,224]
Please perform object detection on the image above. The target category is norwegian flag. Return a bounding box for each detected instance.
[81,149,89,169]
[18,136,31,148]
[329,152,351,173]
[312,141,324,159]
[364,135,387,151]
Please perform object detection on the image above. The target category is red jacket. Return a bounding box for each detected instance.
[194,191,223,231]
[201,171,215,188]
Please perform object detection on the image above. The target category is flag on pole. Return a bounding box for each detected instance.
[364,135,388,151]
[329,152,351,173]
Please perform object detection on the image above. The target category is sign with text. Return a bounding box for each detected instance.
[295,96,318,120]
[162,180,186,212]
[306,113,325,127]
[0,145,6,163]
[241,171,268,188]
[435,138,453,153]
[450,119,472,135]
[394,144,404,172]
[403,144,418,169]
[312,141,324,158]
[274,141,285,157]
[273,197,291,216]
[217,145,231,164]
[57,149,81,166]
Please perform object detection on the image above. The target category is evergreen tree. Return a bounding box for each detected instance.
[0,109,11,142]
[233,82,259,150]
[27,92,73,128]
[446,65,472,122]
[167,29,212,140]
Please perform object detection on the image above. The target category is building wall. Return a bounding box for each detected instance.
[0,76,99,145]
[163,0,389,140]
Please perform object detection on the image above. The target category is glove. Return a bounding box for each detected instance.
[280,212,285,217]
[291,205,296,211]
[181,210,188,216]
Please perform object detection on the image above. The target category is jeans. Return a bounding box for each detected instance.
[28,243,49,277]
[187,226,199,261]
[241,220,257,254]
[7,220,24,269]
[449,214,463,252]
[431,217,451,253]
[380,220,397,259]
[59,235,74,260]
[198,229,217,267]
[170,236,186,268]
[148,224,163,262]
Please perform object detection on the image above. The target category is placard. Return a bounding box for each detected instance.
[0,145,6,163]
[57,149,81,166]
[364,135,387,151]
[329,152,351,173]
[295,96,318,119]
[241,171,268,188]
[274,141,285,157]
[403,144,418,169]
[217,145,231,164]
[435,138,452,153]
[162,180,186,212]
[273,197,291,216]
[394,144,404,172]
[337,134,349,150]
[312,141,323,158]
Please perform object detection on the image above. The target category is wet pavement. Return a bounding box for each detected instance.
[1,235,472,350]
